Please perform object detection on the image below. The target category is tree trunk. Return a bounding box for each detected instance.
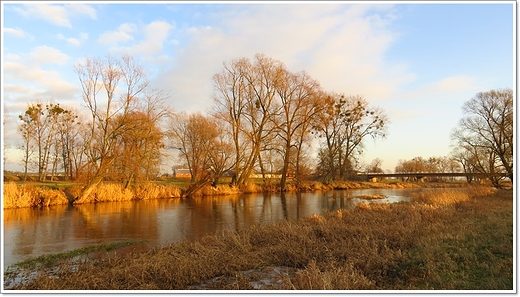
[74,174,104,204]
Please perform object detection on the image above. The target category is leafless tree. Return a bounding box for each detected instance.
[73,54,150,203]
[168,112,220,183]
[314,93,388,181]
[451,88,513,186]
[273,69,322,190]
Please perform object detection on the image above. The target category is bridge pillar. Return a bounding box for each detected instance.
[369,177,378,182]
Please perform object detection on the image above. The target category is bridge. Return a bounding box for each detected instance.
[356,172,509,182]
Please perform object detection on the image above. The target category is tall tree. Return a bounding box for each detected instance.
[451,88,513,186]
[314,93,388,181]
[73,55,150,203]
[273,69,322,190]
[212,54,282,185]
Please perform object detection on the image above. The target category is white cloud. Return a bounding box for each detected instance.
[4,49,78,105]
[65,4,97,20]
[58,32,89,47]
[400,75,478,102]
[13,3,96,28]
[435,75,476,92]
[4,27,27,38]
[29,46,69,65]
[153,4,412,113]
[98,23,136,45]
[112,21,174,58]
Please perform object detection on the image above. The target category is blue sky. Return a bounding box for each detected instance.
[1,1,515,173]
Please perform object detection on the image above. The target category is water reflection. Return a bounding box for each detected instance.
[3,188,417,269]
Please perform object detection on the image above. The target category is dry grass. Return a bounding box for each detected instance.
[133,183,182,199]
[189,184,242,197]
[89,183,134,203]
[3,182,68,208]
[6,187,512,291]
[4,179,471,209]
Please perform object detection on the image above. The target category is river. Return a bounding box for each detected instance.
[3,188,424,269]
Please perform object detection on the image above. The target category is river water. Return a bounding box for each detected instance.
[3,188,424,270]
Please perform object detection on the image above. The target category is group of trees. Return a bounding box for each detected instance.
[18,102,81,182]
[15,53,389,196]
[208,54,388,189]
[395,156,461,174]
[394,89,513,186]
[450,88,513,187]
[13,52,512,199]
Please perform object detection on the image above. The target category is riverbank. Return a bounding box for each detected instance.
[4,186,513,291]
[3,179,472,209]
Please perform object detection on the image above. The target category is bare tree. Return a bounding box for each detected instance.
[212,54,282,185]
[73,55,150,203]
[314,93,388,181]
[451,88,513,186]
[168,112,220,183]
[212,57,249,185]
[273,69,322,190]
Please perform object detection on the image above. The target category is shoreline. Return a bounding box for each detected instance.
[3,186,512,291]
[3,179,475,209]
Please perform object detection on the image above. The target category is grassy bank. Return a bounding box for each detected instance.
[4,185,512,291]
[3,179,471,209]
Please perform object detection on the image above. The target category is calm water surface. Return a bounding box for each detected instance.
[3,188,425,269]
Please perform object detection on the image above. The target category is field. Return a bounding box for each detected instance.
[4,185,513,291]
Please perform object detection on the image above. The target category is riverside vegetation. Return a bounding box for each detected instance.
[3,185,512,291]
[3,176,474,209]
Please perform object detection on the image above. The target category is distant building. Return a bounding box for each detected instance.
[174,169,191,178]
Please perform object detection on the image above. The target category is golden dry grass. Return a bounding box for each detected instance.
[133,183,182,200]
[4,179,471,209]
[6,187,512,291]
[3,182,68,208]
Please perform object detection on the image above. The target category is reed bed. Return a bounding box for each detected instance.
[5,187,512,291]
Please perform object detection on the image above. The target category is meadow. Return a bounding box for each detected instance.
[4,185,513,291]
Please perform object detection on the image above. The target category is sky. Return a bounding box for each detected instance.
[1,1,515,173]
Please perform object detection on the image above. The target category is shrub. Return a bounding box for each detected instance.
[3,182,68,208]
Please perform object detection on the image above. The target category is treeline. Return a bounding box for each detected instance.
[395,156,461,174]
[15,53,389,201]
[13,53,512,202]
